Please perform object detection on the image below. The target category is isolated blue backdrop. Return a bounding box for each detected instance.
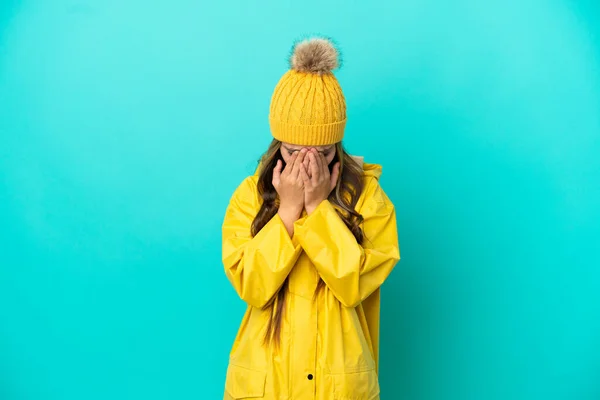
[1,1,599,399]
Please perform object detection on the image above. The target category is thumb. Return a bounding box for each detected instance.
[272,160,282,186]
[330,162,340,191]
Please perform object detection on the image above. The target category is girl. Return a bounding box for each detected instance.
[222,37,400,400]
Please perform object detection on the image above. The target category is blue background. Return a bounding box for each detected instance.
[1,1,599,399]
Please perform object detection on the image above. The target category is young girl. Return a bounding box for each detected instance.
[222,37,400,400]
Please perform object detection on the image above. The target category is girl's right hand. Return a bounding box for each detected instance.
[273,148,307,217]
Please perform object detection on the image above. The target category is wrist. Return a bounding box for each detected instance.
[278,205,302,220]
[305,199,325,215]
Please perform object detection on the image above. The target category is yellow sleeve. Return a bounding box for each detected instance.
[294,177,400,308]
[222,177,303,309]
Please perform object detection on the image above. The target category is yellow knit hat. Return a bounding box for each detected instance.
[269,37,346,146]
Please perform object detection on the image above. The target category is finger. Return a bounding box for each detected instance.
[303,157,312,179]
[306,157,313,178]
[303,154,310,172]
[291,149,307,177]
[318,151,328,178]
[311,149,323,173]
[273,159,282,186]
[309,152,320,183]
[329,162,340,191]
[284,152,298,174]
[300,163,310,184]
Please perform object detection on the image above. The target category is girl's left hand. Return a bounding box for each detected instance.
[301,149,340,215]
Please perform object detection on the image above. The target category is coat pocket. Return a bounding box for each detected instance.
[331,368,380,400]
[225,363,267,399]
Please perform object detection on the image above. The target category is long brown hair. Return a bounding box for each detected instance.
[252,139,365,347]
